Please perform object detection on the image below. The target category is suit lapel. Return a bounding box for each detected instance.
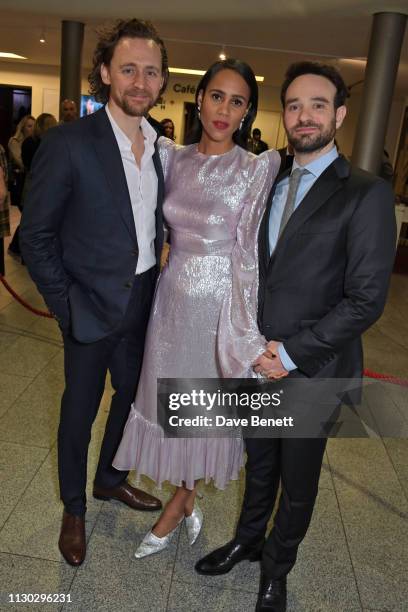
[152,143,165,263]
[268,156,350,268]
[90,108,137,243]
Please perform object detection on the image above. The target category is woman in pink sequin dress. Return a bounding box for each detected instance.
[113,59,280,556]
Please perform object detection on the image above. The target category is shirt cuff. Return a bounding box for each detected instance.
[278,343,297,371]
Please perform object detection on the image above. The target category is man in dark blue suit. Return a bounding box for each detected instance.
[21,19,168,566]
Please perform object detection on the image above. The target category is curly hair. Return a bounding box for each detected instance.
[88,19,169,104]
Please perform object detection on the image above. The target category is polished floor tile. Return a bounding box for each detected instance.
[0,371,32,420]
[0,441,48,528]
[167,580,257,612]
[0,446,102,562]
[0,354,63,448]
[0,333,61,379]
[0,552,75,611]
[327,440,408,611]
[65,566,171,612]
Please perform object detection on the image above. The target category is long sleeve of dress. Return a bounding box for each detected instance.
[157,136,177,181]
[217,149,280,378]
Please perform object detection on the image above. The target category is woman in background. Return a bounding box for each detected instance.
[8,115,35,206]
[22,113,58,173]
[9,113,57,263]
[7,115,35,258]
[160,117,175,140]
[114,59,280,558]
[0,145,10,275]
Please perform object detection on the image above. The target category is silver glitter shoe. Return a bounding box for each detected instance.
[185,503,203,546]
[134,521,181,559]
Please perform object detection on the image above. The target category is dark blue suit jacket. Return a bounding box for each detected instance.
[258,155,396,381]
[20,108,164,343]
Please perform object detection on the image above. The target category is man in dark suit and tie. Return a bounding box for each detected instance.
[196,62,396,611]
[20,19,168,566]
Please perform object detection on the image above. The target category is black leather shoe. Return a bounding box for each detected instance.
[195,539,263,575]
[255,574,287,612]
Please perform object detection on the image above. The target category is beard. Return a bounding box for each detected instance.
[287,117,336,154]
[113,87,156,117]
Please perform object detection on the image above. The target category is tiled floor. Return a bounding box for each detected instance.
[0,208,407,611]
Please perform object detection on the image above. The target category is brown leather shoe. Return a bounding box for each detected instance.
[93,481,162,511]
[58,511,86,566]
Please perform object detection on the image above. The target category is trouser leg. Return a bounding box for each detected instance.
[261,437,327,578]
[94,269,155,488]
[235,438,282,546]
[58,333,114,516]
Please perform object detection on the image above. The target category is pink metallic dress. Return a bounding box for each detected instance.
[113,138,280,489]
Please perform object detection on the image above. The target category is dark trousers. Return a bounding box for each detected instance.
[58,269,155,516]
[236,437,327,579]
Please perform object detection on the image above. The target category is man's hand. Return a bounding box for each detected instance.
[252,342,289,379]
[266,340,279,356]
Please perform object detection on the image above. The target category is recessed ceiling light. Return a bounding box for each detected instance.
[219,46,227,61]
[169,67,264,82]
[0,52,27,59]
[339,57,367,65]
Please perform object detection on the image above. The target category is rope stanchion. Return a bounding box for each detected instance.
[363,368,408,388]
[0,274,53,318]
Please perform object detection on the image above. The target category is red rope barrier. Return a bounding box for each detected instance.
[0,274,53,318]
[363,368,408,387]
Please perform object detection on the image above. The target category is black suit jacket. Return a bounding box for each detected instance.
[20,108,164,343]
[258,155,396,380]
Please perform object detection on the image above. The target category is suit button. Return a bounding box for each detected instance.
[132,249,138,256]
[124,281,132,289]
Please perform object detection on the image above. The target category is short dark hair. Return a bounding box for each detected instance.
[187,58,258,148]
[88,19,169,103]
[252,128,261,136]
[280,61,348,109]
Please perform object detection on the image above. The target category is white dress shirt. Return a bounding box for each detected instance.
[105,104,158,274]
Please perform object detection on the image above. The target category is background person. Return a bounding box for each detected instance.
[160,117,175,140]
[249,127,268,155]
[60,99,78,123]
[9,113,58,264]
[7,115,35,209]
[0,144,10,275]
